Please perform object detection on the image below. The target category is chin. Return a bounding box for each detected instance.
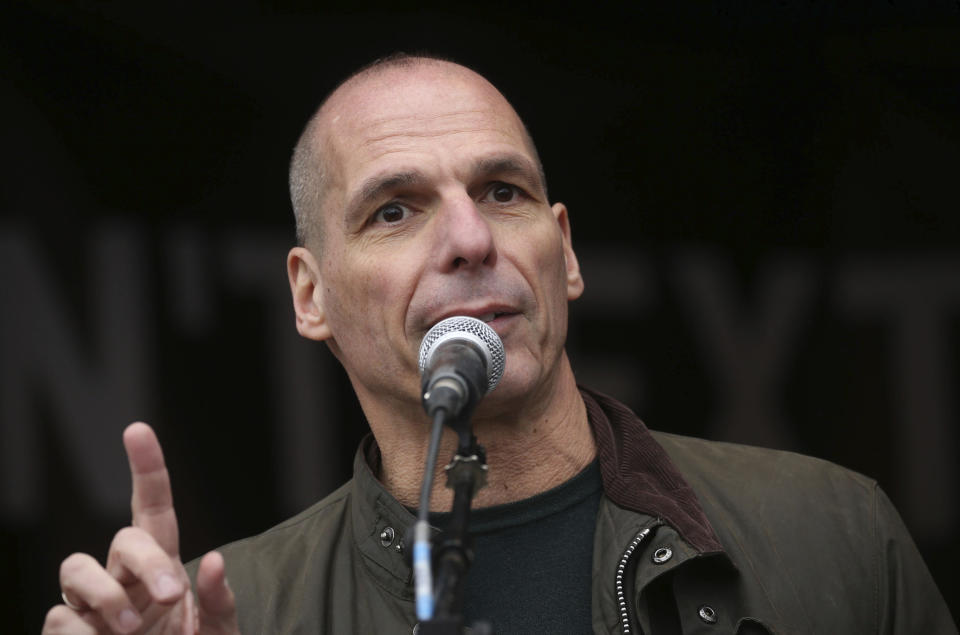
[477,364,543,412]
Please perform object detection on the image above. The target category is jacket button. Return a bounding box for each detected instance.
[652,546,673,564]
[379,526,395,547]
[698,605,718,624]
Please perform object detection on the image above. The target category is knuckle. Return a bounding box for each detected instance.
[113,525,141,543]
[60,552,95,579]
[43,605,72,629]
[110,525,146,552]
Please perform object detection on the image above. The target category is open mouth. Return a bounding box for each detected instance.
[477,312,509,323]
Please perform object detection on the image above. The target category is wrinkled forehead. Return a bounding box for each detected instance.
[315,63,535,188]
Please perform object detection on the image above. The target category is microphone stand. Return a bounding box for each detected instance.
[415,316,505,634]
[417,414,493,635]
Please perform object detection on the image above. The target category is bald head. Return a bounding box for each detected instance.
[288,55,546,250]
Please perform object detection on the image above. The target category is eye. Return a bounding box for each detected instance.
[483,182,521,204]
[371,203,411,225]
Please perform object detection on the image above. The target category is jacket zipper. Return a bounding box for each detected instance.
[616,527,652,634]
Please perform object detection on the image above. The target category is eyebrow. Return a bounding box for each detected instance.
[343,152,545,228]
[472,154,543,193]
[344,170,427,228]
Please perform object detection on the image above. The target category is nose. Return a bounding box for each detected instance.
[435,193,496,272]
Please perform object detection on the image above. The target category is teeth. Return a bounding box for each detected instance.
[479,313,496,323]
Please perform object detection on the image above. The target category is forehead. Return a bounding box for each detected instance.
[317,64,534,190]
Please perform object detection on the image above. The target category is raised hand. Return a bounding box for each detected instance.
[43,423,239,634]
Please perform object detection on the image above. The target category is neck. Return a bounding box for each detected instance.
[362,352,595,511]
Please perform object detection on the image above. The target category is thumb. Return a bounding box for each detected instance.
[196,551,239,634]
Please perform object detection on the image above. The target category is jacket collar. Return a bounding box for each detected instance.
[351,437,417,599]
[350,386,724,595]
[580,386,724,554]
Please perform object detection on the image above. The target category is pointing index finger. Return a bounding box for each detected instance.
[124,422,180,558]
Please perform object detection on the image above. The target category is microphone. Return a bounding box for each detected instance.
[418,316,506,421]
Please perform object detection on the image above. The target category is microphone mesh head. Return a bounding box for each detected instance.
[418,316,506,393]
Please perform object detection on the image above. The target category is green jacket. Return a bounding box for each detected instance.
[195,389,955,633]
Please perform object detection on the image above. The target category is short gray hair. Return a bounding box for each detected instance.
[289,112,324,248]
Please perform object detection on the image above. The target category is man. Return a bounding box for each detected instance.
[45,55,954,634]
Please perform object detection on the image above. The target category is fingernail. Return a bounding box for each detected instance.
[155,573,183,600]
[117,608,141,632]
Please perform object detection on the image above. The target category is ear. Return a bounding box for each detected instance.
[287,246,333,341]
[552,203,584,301]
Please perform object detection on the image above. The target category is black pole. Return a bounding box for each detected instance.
[418,433,492,634]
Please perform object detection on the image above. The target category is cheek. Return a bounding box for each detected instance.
[501,223,569,331]
[324,254,415,338]
[528,228,569,296]
[531,231,572,340]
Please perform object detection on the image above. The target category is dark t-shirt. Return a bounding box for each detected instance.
[429,460,603,634]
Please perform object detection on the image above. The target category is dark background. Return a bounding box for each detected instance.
[3,1,958,631]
